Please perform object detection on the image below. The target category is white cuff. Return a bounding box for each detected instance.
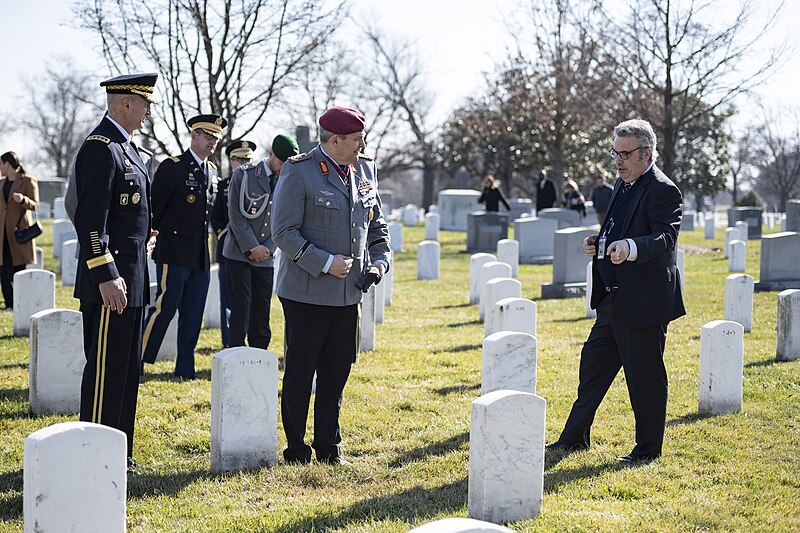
[322,254,334,273]
[626,238,638,261]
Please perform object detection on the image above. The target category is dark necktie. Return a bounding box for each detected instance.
[622,182,633,194]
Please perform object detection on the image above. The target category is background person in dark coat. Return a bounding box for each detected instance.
[562,178,586,218]
[591,175,614,225]
[535,169,557,214]
[547,118,685,463]
[477,174,510,212]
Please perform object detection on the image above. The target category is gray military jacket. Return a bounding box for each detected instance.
[222,159,276,267]
[271,145,391,307]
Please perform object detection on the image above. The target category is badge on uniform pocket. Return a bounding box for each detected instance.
[368,208,374,221]
[187,194,196,203]
[120,193,129,205]
[132,192,141,204]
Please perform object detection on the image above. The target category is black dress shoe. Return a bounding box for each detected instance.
[617,453,659,464]
[127,457,152,474]
[284,456,311,465]
[546,441,588,452]
[318,456,352,466]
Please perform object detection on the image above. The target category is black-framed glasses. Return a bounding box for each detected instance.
[608,147,645,160]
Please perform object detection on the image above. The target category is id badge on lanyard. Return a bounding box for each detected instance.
[597,218,614,260]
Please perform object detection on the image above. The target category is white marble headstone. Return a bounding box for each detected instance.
[13,269,56,337]
[204,263,221,328]
[417,240,440,280]
[482,278,521,327]
[514,217,558,263]
[60,239,79,286]
[487,297,536,338]
[388,222,403,253]
[677,248,685,289]
[724,228,739,258]
[360,284,377,352]
[585,261,597,318]
[53,197,68,220]
[468,390,545,523]
[735,220,749,241]
[777,289,800,361]
[496,239,519,277]
[147,282,178,362]
[728,240,746,273]
[29,309,84,415]
[384,264,393,307]
[724,274,754,332]
[425,212,441,241]
[26,247,44,270]
[699,320,744,415]
[470,253,496,305]
[375,278,385,323]
[35,201,51,219]
[211,347,279,473]
[52,219,76,259]
[478,262,512,319]
[24,422,126,533]
[402,204,419,226]
[409,517,515,532]
[481,331,537,395]
[704,217,715,240]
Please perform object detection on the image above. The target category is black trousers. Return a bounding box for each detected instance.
[79,302,144,457]
[280,297,358,462]
[557,293,669,457]
[226,259,273,349]
[0,238,24,308]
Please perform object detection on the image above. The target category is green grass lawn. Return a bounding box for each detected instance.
[0,221,798,532]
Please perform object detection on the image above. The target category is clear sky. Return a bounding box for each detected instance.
[0,0,797,175]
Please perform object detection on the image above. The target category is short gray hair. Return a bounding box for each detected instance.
[319,127,336,143]
[614,119,658,162]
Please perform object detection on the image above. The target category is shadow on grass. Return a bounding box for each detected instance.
[0,362,27,370]
[274,477,468,533]
[744,358,781,369]
[432,383,480,396]
[544,461,619,493]
[389,432,469,469]
[0,469,23,520]
[433,344,481,355]
[553,316,593,323]
[141,369,211,383]
[435,303,472,309]
[447,320,481,328]
[666,411,717,427]
[128,468,211,500]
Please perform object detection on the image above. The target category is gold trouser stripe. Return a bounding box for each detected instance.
[87,252,115,269]
[141,264,169,358]
[92,306,110,423]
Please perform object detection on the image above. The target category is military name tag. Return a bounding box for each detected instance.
[187,194,196,204]
[120,193,129,205]
[132,192,141,204]
[186,180,198,187]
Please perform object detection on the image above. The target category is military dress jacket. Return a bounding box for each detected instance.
[209,174,230,263]
[150,149,216,272]
[271,145,391,307]
[73,116,151,308]
[222,160,276,268]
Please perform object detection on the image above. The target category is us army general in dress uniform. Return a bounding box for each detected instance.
[271,106,391,465]
[142,114,227,379]
[73,73,158,466]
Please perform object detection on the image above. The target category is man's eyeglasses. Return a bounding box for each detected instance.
[608,147,646,160]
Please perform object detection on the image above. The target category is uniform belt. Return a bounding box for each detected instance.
[605,286,618,293]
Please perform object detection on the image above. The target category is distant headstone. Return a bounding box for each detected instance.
[496,239,519,277]
[537,207,581,229]
[29,309,84,415]
[506,198,533,221]
[487,297,536,339]
[36,201,52,219]
[61,239,79,286]
[780,214,787,232]
[53,197,68,220]
[785,200,800,232]
[728,207,762,239]
[704,217,715,240]
[724,228,739,258]
[402,204,419,226]
[204,263,221,328]
[454,167,472,188]
[438,189,483,231]
[724,274,754,333]
[541,227,596,299]
[755,232,800,291]
[681,212,695,231]
[677,248,685,289]
[776,289,800,361]
[514,217,558,264]
[467,212,509,253]
[470,253,497,305]
[481,331,537,394]
[388,222,403,253]
[728,240,746,273]
[13,269,56,336]
[699,320,744,415]
[482,278,521,333]
[478,262,512,320]
[468,390,545,523]
[409,517,515,533]
[148,282,178,362]
[734,220,749,242]
[375,278,385,323]
[24,422,126,533]
[585,261,596,319]
[384,265,393,307]
[417,240,440,280]
[425,212,441,241]
[379,190,394,213]
[428,204,438,213]
[26,247,44,270]
[211,347,279,473]
[52,219,76,259]
[360,284,377,352]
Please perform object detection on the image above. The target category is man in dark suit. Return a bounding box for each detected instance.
[271,106,391,465]
[73,73,159,470]
[210,139,256,348]
[547,118,685,463]
[535,170,557,214]
[141,114,227,379]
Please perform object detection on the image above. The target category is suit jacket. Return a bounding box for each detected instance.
[590,164,686,327]
[536,179,557,211]
[0,174,39,266]
[151,149,216,272]
[223,159,275,267]
[73,116,151,307]
[271,145,391,307]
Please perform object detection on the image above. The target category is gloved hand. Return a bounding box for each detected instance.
[354,265,383,293]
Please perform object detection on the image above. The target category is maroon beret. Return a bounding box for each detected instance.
[319,106,366,135]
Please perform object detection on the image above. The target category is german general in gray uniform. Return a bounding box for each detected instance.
[141,113,226,379]
[73,73,158,469]
[224,134,299,349]
[271,106,391,465]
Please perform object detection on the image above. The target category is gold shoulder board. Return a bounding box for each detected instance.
[169,155,180,163]
[87,135,111,144]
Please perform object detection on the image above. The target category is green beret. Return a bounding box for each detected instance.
[272,134,299,162]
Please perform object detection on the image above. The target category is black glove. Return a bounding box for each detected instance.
[354,266,383,293]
